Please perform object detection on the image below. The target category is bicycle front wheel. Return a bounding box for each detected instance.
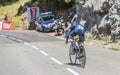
[69,45,77,64]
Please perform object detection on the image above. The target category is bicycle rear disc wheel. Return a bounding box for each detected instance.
[77,46,86,68]
[69,45,77,64]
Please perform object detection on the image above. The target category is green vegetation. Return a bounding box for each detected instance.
[0,0,30,29]
[65,0,72,3]
[31,0,75,9]
[11,10,22,29]
[0,0,30,15]
[12,16,22,29]
[0,0,75,30]
[0,0,19,6]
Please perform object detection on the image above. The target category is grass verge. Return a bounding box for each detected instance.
[0,0,30,30]
[0,0,30,15]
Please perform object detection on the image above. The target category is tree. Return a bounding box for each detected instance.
[30,0,74,9]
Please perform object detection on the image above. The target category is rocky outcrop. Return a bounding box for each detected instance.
[81,0,120,43]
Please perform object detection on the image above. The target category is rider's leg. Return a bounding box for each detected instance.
[79,34,85,53]
[69,31,78,51]
[69,36,78,50]
[79,34,85,46]
[80,42,84,46]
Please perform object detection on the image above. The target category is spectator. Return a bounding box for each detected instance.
[4,14,8,21]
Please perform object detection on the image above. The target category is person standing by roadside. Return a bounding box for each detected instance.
[4,14,8,21]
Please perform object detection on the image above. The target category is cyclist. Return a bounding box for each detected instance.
[65,20,85,51]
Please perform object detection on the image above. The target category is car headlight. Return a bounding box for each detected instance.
[43,24,47,27]
[44,25,50,28]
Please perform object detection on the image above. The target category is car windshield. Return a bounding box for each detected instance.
[42,16,54,21]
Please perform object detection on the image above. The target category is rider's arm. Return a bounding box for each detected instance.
[65,23,71,31]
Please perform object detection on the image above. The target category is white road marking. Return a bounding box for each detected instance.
[40,50,48,56]
[31,45,39,50]
[8,37,16,40]
[66,68,80,75]
[50,57,63,65]
[0,35,7,38]
[16,39,23,42]
[1,34,81,75]
[24,42,30,46]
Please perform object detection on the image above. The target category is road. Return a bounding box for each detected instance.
[0,30,120,75]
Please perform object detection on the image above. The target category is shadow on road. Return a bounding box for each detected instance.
[64,63,84,68]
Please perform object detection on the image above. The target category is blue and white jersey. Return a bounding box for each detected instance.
[70,23,84,32]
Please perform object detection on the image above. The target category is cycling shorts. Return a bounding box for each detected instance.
[70,25,85,42]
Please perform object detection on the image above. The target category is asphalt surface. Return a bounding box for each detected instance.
[0,30,120,75]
